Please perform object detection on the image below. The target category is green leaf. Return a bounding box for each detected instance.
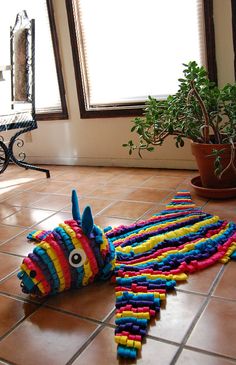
[147,147,155,152]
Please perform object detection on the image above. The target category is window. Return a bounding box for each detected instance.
[66,0,217,118]
[0,0,68,120]
[232,0,236,79]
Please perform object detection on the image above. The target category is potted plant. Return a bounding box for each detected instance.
[123,61,236,193]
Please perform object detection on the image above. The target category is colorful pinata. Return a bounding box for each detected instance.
[17,190,236,360]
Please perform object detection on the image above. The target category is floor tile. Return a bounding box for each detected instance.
[125,187,172,203]
[1,208,55,228]
[142,175,185,189]
[57,167,100,181]
[94,215,134,229]
[187,297,236,358]
[28,180,71,193]
[47,281,115,321]
[65,173,114,185]
[0,177,43,192]
[213,262,236,300]
[122,168,157,176]
[154,169,194,177]
[57,183,98,196]
[136,204,166,220]
[0,253,22,281]
[30,194,70,210]
[72,326,178,365]
[0,187,22,202]
[33,211,74,230]
[176,348,236,365]
[63,197,114,216]
[101,200,154,220]
[148,291,205,343]
[0,204,21,220]
[0,225,25,244]
[108,173,152,187]
[206,198,236,211]
[0,175,36,187]
[203,206,236,223]
[178,264,222,294]
[0,307,98,365]
[4,191,45,207]
[87,185,134,200]
[0,294,37,337]
[0,229,35,257]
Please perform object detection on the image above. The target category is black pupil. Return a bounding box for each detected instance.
[72,253,82,265]
[30,270,37,278]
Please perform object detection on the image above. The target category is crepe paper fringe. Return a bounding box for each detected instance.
[105,191,236,358]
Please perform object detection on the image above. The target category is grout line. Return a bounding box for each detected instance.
[211,294,236,303]
[102,307,116,323]
[0,228,28,247]
[66,324,106,365]
[145,334,180,348]
[93,201,120,218]
[0,250,25,259]
[175,287,208,297]
[0,271,45,305]
[0,357,16,365]
[0,269,18,283]
[0,290,45,306]
[0,290,42,306]
[43,302,114,327]
[0,269,21,285]
[170,264,226,364]
[183,345,236,363]
[0,301,44,343]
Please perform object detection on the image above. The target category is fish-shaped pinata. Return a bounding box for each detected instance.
[18,190,236,360]
[17,190,115,296]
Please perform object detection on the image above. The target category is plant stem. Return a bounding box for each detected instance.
[219,139,236,179]
[190,80,210,143]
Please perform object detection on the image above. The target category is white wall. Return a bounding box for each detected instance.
[24,0,235,169]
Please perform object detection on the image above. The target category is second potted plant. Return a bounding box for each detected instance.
[123,61,236,195]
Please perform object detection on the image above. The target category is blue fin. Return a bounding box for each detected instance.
[72,189,80,220]
[82,206,94,237]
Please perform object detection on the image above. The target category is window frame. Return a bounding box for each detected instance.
[36,0,68,121]
[232,0,236,79]
[66,0,217,119]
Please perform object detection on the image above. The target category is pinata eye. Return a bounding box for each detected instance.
[69,249,86,268]
[30,270,37,278]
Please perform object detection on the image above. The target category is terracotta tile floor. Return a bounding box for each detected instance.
[0,164,236,365]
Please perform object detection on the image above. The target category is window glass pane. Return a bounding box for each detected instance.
[0,0,62,114]
[75,0,206,106]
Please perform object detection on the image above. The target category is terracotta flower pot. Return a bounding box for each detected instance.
[191,142,236,189]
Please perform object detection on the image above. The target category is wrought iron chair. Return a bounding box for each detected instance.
[0,11,50,178]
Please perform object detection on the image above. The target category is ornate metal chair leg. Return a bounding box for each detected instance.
[8,127,50,178]
[0,140,10,174]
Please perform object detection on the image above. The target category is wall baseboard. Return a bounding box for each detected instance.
[24,156,197,170]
